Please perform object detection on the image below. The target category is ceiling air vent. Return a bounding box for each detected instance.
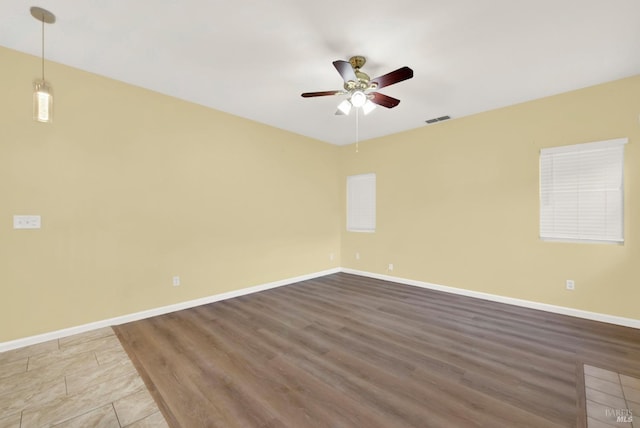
[425,115,451,124]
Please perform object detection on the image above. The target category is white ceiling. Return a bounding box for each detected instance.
[2,1,640,145]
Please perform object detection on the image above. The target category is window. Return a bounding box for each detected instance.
[540,138,627,243]
[347,173,376,232]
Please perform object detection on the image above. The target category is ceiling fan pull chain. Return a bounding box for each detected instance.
[355,107,359,153]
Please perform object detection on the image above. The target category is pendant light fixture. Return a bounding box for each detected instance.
[30,6,56,123]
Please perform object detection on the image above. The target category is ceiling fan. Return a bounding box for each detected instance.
[301,56,413,115]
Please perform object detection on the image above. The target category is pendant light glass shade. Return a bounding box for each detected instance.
[33,79,53,123]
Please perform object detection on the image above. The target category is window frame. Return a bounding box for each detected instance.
[539,138,627,244]
[346,173,376,233]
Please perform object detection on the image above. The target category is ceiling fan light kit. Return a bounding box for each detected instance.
[337,99,352,115]
[301,56,413,116]
[350,90,367,108]
[361,99,376,115]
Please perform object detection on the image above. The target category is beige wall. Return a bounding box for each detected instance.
[2,44,638,343]
[340,75,640,320]
[0,47,341,342]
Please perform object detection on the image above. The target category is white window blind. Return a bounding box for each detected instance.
[347,173,376,232]
[540,138,627,243]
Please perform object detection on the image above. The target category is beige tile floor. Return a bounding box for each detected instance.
[0,327,168,428]
[585,364,639,428]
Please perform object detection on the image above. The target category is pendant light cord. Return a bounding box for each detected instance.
[41,17,45,80]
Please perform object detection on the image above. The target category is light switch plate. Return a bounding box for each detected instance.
[13,215,41,229]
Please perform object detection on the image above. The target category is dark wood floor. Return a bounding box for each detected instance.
[114,273,640,428]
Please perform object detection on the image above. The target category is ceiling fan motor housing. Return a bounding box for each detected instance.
[344,56,374,91]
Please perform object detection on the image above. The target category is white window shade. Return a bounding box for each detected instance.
[347,173,376,232]
[540,138,627,243]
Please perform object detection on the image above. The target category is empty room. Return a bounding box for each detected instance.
[1,1,639,427]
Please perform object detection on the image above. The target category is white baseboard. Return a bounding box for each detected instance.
[0,268,340,353]
[3,266,637,353]
[341,268,640,330]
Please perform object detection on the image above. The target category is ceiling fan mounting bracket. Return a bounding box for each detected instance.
[349,56,366,70]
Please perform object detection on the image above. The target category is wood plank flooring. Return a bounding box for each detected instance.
[114,273,640,428]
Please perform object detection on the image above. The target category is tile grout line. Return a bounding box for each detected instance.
[618,372,633,423]
[618,373,626,405]
[619,373,637,428]
[112,402,123,427]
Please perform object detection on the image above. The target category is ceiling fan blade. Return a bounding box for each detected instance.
[333,60,357,83]
[370,92,401,108]
[371,66,414,89]
[301,90,342,98]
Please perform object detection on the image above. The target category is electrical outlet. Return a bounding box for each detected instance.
[355,252,360,260]
[173,276,181,287]
[388,263,394,271]
[566,280,575,290]
[329,253,334,261]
